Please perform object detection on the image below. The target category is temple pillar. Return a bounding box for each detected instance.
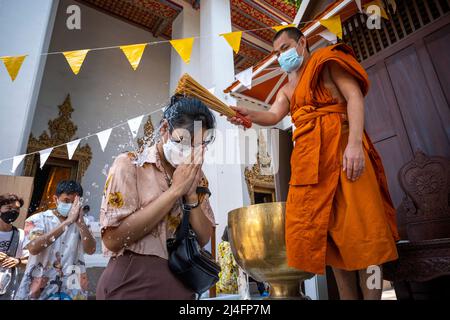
[0,0,59,174]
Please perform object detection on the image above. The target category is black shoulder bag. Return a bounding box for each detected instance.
[167,200,221,296]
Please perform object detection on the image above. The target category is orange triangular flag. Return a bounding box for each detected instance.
[0,55,27,81]
[319,16,343,39]
[272,24,296,32]
[170,38,195,64]
[62,49,90,75]
[120,43,147,70]
[221,31,243,54]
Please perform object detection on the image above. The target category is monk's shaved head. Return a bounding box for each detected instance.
[273,27,309,54]
[273,27,303,42]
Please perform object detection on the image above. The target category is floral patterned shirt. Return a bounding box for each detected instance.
[14,210,90,300]
[100,145,215,258]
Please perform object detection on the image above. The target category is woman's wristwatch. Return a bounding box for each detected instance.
[182,200,200,211]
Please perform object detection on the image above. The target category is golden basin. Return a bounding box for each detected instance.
[228,202,314,299]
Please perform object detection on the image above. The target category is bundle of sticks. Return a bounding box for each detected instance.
[175,73,252,129]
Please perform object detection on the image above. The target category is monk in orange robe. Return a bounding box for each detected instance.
[227,27,399,300]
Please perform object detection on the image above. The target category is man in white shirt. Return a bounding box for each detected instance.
[15,180,96,300]
[0,194,29,300]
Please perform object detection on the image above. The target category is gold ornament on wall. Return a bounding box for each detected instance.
[137,115,154,152]
[23,94,92,180]
[245,130,275,204]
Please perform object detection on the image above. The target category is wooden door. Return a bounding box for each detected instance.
[363,19,450,208]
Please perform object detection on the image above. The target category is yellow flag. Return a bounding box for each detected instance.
[319,16,342,39]
[221,31,243,54]
[272,24,296,33]
[0,55,27,81]
[120,43,147,70]
[170,38,195,64]
[62,49,89,75]
[364,0,389,20]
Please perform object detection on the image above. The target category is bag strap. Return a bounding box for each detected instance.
[6,227,20,258]
[175,203,191,243]
[175,186,212,243]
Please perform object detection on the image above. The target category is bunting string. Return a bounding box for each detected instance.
[0,0,392,68]
[0,1,394,168]
[0,106,165,170]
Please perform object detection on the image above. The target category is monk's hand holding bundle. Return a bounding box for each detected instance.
[175,73,252,128]
[226,106,251,128]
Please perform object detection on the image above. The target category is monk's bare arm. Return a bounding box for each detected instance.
[328,61,366,181]
[227,89,290,127]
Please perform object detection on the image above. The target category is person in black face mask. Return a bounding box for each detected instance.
[0,194,28,300]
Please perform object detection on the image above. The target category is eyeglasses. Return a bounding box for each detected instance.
[169,136,214,148]
[170,131,215,148]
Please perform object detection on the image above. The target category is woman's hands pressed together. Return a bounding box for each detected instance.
[170,146,204,203]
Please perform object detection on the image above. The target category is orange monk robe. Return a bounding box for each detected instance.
[286,43,400,275]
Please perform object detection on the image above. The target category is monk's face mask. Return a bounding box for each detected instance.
[278,42,306,73]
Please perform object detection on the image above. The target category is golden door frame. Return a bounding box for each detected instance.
[244,129,276,204]
[244,154,275,205]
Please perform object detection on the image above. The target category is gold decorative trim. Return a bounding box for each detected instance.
[23,94,92,180]
[245,130,275,204]
[137,115,155,151]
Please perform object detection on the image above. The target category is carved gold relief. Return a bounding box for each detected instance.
[137,115,154,152]
[245,130,275,204]
[23,94,92,180]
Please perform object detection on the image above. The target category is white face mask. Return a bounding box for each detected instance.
[162,134,192,168]
[57,201,72,217]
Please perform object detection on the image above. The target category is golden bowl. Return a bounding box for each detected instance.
[228,202,314,299]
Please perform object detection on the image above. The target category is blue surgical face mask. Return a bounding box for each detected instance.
[278,44,305,73]
[57,201,72,217]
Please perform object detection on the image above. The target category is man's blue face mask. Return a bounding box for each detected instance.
[277,43,306,73]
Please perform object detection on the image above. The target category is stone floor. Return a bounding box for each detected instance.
[204,284,398,300]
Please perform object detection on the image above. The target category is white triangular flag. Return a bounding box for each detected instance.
[66,139,81,160]
[208,87,215,95]
[11,154,26,174]
[319,30,338,43]
[355,0,363,12]
[127,115,144,139]
[97,128,112,152]
[39,148,53,169]
[235,67,253,89]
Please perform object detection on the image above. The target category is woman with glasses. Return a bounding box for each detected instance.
[96,95,216,300]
